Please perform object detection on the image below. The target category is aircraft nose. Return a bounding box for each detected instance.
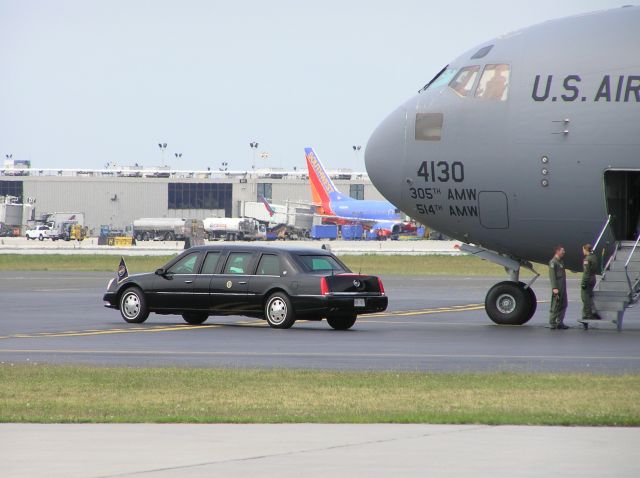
[365,104,408,206]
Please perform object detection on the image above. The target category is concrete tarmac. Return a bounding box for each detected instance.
[2,424,639,477]
[1,271,639,372]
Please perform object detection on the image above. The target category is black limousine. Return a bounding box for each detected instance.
[103,245,387,330]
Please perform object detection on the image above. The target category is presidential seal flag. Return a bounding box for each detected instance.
[117,257,129,282]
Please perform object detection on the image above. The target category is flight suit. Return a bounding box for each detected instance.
[548,256,568,327]
[581,252,599,320]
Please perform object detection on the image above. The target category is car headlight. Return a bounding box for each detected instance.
[107,278,115,290]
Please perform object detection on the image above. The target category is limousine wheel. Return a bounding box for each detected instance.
[182,313,208,325]
[119,287,149,324]
[265,292,295,329]
[327,313,357,330]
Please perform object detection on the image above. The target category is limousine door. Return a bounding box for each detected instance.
[246,253,283,314]
[151,251,204,311]
[209,251,256,314]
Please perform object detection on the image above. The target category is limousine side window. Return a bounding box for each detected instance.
[296,254,345,273]
[200,251,221,274]
[167,252,200,274]
[224,252,253,274]
[256,254,280,276]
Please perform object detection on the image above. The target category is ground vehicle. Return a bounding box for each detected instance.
[103,245,387,329]
[54,222,88,241]
[25,225,56,241]
[132,217,193,241]
[203,217,266,241]
[42,212,85,229]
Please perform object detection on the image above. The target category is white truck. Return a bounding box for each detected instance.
[203,217,266,241]
[132,218,192,241]
[25,224,57,241]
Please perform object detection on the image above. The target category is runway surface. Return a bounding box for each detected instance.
[3,424,639,478]
[1,271,639,372]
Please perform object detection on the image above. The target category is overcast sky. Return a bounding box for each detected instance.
[0,0,621,171]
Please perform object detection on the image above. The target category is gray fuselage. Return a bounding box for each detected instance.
[365,6,640,271]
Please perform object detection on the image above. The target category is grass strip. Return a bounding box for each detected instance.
[1,365,638,425]
[0,254,523,276]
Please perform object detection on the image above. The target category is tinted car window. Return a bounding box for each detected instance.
[201,252,221,274]
[297,255,346,272]
[256,254,280,276]
[224,252,253,274]
[167,252,199,274]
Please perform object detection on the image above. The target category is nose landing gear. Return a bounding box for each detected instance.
[459,244,539,326]
[485,281,537,325]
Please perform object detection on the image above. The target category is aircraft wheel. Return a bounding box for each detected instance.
[327,313,357,330]
[485,281,535,325]
[524,285,537,318]
[182,313,209,325]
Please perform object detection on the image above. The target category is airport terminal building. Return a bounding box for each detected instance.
[0,169,384,233]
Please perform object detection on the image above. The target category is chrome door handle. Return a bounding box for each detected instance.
[238,281,248,285]
[184,280,194,284]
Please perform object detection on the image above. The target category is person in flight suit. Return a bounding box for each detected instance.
[549,245,569,329]
[580,243,600,321]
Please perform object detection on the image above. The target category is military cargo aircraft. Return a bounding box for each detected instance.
[365,6,640,328]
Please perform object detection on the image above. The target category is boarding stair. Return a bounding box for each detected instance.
[587,237,640,331]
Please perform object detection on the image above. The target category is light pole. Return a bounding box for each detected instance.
[249,141,259,170]
[158,143,167,167]
[352,145,361,163]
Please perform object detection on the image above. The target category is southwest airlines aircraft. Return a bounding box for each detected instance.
[304,147,412,236]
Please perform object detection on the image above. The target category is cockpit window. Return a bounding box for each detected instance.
[470,45,493,59]
[475,64,510,101]
[415,113,443,141]
[419,66,457,93]
[448,66,480,97]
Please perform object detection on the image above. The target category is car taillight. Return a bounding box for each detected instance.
[377,277,385,295]
[320,277,329,295]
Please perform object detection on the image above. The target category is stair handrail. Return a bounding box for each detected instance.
[593,214,612,252]
[623,232,640,296]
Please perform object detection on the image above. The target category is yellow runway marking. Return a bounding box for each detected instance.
[0,302,502,341]
[366,304,484,318]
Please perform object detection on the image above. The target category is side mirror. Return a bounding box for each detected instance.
[155,268,165,276]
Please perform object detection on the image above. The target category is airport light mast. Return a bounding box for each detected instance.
[158,143,167,168]
[249,141,259,170]
[352,145,362,164]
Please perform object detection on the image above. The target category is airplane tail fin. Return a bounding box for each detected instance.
[304,147,342,214]
[259,195,275,217]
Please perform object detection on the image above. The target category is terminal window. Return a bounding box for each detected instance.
[257,183,272,202]
[168,183,232,216]
[0,180,23,202]
[349,184,364,200]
